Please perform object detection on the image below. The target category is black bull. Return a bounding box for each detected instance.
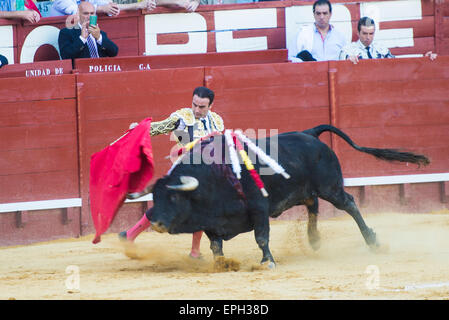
[148,125,429,266]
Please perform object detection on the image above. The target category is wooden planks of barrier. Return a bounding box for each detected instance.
[204,61,330,139]
[329,56,449,178]
[0,73,80,246]
[1,56,448,245]
[0,59,72,78]
[0,75,79,203]
[73,49,288,73]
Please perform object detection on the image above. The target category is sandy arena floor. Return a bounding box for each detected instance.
[1,212,449,300]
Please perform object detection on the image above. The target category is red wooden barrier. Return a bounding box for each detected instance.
[73,49,288,73]
[0,74,80,246]
[329,56,449,178]
[0,74,78,202]
[204,61,330,140]
[0,57,448,245]
[0,59,72,78]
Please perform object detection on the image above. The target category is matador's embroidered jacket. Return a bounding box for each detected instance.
[150,107,224,145]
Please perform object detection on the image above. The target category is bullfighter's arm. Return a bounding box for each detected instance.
[149,115,181,136]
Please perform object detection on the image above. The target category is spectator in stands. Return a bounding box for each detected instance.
[58,1,118,61]
[50,0,154,16]
[340,17,438,64]
[0,0,41,23]
[154,0,199,11]
[50,0,201,17]
[294,0,347,62]
[0,54,8,68]
[199,0,251,4]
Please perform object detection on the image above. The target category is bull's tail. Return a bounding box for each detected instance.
[303,125,430,166]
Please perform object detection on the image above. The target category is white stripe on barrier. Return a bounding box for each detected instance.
[0,173,447,213]
[0,194,154,213]
[0,198,82,213]
[343,173,449,187]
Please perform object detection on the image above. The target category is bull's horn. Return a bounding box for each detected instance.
[166,176,199,191]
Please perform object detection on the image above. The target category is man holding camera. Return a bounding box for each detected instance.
[58,1,118,61]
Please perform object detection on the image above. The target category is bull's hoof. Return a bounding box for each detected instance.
[250,261,276,271]
[369,242,389,254]
[308,232,321,251]
[362,228,378,247]
[262,261,276,270]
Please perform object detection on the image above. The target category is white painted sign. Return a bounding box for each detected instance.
[144,8,278,55]
[0,25,14,64]
[20,25,61,63]
[145,13,208,55]
[25,67,64,77]
[214,8,277,52]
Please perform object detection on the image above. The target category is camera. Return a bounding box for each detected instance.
[89,15,97,26]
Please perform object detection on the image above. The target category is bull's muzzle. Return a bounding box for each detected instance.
[151,221,169,233]
[166,176,199,191]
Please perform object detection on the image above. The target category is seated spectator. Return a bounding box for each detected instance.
[0,54,8,68]
[294,0,347,62]
[199,0,251,4]
[340,16,437,64]
[58,1,118,61]
[150,0,200,11]
[0,0,41,23]
[50,0,154,17]
[50,0,201,17]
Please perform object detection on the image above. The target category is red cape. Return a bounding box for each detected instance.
[89,118,154,244]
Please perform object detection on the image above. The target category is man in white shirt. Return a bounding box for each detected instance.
[340,16,437,64]
[294,0,347,62]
